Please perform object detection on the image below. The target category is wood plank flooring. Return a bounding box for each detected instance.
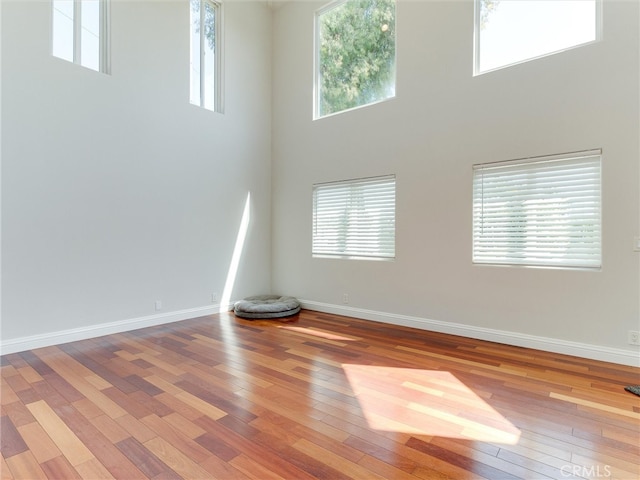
[1,310,639,479]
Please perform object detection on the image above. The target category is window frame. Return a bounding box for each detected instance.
[314,0,397,119]
[472,150,602,270]
[190,0,224,113]
[312,175,396,261]
[473,0,603,76]
[51,0,110,73]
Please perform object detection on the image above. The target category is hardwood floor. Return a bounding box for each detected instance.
[1,310,639,479]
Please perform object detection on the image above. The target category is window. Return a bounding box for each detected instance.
[474,0,600,74]
[315,0,396,118]
[472,150,602,269]
[52,0,109,72]
[313,175,396,259]
[190,0,222,112]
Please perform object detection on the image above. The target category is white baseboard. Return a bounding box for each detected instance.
[3,300,638,367]
[300,300,640,367]
[0,303,234,356]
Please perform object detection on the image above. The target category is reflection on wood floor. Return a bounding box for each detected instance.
[2,309,639,479]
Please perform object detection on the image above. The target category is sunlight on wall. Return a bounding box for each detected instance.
[220,192,251,312]
[342,365,521,444]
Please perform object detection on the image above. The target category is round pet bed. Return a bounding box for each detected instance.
[234,295,301,319]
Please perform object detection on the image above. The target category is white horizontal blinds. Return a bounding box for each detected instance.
[313,175,396,259]
[473,152,601,268]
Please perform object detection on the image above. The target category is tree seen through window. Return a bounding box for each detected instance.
[316,0,396,118]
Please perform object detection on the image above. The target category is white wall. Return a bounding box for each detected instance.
[2,0,638,365]
[271,0,640,364]
[1,0,273,344]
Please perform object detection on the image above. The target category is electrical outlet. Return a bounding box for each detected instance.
[211,292,218,302]
[342,293,349,304]
[634,237,640,252]
[155,300,162,311]
[629,331,640,346]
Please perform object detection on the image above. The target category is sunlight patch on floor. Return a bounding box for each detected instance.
[277,325,361,342]
[342,365,521,444]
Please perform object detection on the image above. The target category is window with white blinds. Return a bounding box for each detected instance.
[473,151,601,269]
[313,175,396,259]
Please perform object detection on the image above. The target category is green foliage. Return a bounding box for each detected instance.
[479,0,500,30]
[191,0,217,51]
[318,0,396,117]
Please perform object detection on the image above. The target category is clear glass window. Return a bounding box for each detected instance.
[52,0,108,73]
[190,0,221,112]
[475,0,600,75]
[81,0,101,71]
[315,0,396,118]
